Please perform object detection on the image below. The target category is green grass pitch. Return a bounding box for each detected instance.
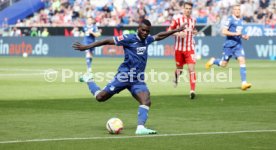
[0,57,276,150]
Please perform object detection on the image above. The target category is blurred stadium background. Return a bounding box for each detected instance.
[0,0,275,58]
[0,0,276,149]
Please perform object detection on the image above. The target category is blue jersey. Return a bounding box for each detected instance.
[223,15,244,48]
[83,24,98,44]
[113,34,155,79]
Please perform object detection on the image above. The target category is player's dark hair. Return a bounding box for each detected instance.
[141,19,151,27]
[179,1,185,7]
[184,2,193,7]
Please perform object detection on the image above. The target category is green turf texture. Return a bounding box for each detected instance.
[0,57,276,150]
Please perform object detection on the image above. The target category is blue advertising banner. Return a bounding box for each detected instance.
[0,36,275,59]
[243,24,276,36]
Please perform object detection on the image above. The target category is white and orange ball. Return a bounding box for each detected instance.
[106,118,123,134]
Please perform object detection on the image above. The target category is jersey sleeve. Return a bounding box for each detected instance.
[169,19,178,30]
[113,34,129,46]
[223,18,231,29]
[146,35,155,45]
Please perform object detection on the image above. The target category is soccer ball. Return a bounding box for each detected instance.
[22,52,28,58]
[106,118,123,134]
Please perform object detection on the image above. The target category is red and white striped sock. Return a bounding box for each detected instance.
[189,71,196,91]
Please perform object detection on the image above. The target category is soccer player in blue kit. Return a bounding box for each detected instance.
[73,19,186,135]
[205,4,252,90]
[83,17,102,73]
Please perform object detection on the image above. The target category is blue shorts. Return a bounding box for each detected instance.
[222,44,245,61]
[103,73,149,96]
[86,48,95,53]
[83,41,95,52]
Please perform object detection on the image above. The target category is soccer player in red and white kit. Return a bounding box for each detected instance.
[168,2,197,99]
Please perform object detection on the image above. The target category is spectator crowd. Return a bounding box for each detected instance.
[1,0,275,36]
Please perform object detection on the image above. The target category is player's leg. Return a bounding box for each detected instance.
[237,56,247,84]
[79,49,94,82]
[133,92,151,127]
[87,81,113,102]
[206,57,229,68]
[174,66,183,87]
[186,52,196,99]
[236,47,252,90]
[85,77,113,102]
[85,48,94,73]
[187,64,196,99]
[173,51,184,87]
[129,83,157,135]
[85,73,127,102]
[205,47,231,69]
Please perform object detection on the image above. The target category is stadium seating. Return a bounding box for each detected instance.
[0,0,44,25]
[0,0,275,37]
[0,0,274,27]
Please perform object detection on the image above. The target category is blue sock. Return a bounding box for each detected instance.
[87,81,100,96]
[213,59,221,66]
[240,64,247,83]
[138,105,149,125]
[86,57,92,72]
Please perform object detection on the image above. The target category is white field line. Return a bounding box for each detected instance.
[0,68,47,72]
[0,73,45,76]
[0,68,58,76]
[0,129,276,144]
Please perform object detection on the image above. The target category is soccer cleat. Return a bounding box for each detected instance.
[190,91,196,99]
[241,83,252,90]
[135,128,157,135]
[205,57,215,69]
[79,72,93,82]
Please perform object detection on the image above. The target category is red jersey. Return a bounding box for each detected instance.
[169,16,196,52]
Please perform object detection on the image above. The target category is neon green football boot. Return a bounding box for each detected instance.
[79,72,93,82]
[135,128,157,135]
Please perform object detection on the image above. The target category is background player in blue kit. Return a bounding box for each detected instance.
[205,4,252,91]
[73,19,186,135]
[83,17,102,73]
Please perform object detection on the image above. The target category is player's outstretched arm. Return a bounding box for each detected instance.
[73,38,115,51]
[154,24,187,41]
